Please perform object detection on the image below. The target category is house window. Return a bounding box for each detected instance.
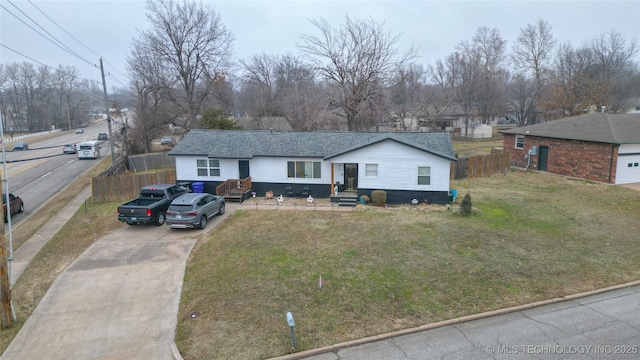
[515,135,524,149]
[197,159,220,177]
[365,164,378,177]
[287,161,321,178]
[417,166,431,185]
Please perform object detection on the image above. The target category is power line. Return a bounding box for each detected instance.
[2,88,105,107]
[2,1,95,68]
[2,1,129,89]
[27,0,127,86]
[26,0,101,59]
[0,43,102,85]
[24,0,129,87]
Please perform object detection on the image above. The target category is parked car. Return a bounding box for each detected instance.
[117,184,191,226]
[166,193,225,229]
[12,142,28,150]
[62,144,77,154]
[97,133,108,140]
[75,128,84,134]
[160,136,173,146]
[3,193,24,223]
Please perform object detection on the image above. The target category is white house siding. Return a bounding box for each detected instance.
[616,144,640,184]
[175,157,239,180]
[175,156,332,184]
[245,156,329,184]
[328,140,451,191]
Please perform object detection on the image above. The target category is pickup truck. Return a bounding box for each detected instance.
[117,184,191,226]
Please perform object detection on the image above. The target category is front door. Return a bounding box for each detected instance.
[239,160,250,179]
[538,146,548,171]
[344,163,358,190]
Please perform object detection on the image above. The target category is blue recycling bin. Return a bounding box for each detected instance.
[192,182,204,193]
[450,189,457,202]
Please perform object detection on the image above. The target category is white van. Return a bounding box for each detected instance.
[77,140,100,159]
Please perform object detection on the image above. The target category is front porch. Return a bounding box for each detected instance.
[215,177,252,202]
[330,190,359,207]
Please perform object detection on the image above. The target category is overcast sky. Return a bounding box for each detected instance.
[1,0,639,89]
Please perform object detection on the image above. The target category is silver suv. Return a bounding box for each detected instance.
[166,192,225,229]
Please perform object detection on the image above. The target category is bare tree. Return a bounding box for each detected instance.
[543,43,602,117]
[430,27,506,136]
[510,19,556,124]
[299,16,416,131]
[387,63,428,130]
[51,65,84,130]
[239,53,326,130]
[239,53,282,118]
[128,0,234,132]
[127,44,175,154]
[473,27,507,124]
[512,19,556,90]
[5,63,54,132]
[589,30,639,112]
[506,73,537,126]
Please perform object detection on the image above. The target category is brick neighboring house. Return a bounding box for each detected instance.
[500,113,640,184]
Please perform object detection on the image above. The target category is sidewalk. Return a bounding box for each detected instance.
[278,282,640,360]
[10,186,92,285]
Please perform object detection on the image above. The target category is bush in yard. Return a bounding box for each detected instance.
[459,192,472,215]
[371,190,387,206]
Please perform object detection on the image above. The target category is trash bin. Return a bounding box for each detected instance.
[192,182,204,193]
[449,189,457,203]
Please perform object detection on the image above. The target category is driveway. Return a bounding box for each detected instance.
[2,203,239,360]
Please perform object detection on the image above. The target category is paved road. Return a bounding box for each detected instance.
[3,122,110,226]
[295,285,640,360]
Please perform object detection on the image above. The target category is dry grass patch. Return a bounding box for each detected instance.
[452,136,504,157]
[176,171,640,359]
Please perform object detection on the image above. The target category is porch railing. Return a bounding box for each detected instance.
[215,177,252,196]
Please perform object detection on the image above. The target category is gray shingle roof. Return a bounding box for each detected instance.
[169,130,457,161]
[500,113,640,144]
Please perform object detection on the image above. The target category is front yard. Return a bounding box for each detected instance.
[175,171,640,359]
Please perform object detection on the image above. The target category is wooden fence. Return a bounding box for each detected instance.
[92,170,177,202]
[128,152,175,172]
[451,150,511,180]
[100,156,128,177]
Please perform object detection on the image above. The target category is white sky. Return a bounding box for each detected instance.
[1,0,639,89]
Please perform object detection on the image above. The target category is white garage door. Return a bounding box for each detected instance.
[616,154,640,184]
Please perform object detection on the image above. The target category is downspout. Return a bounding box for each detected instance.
[525,153,531,170]
[608,144,616,183]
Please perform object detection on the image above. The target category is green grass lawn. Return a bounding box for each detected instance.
[175,171,640,359]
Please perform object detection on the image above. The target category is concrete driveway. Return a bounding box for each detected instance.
[2,203,238,360]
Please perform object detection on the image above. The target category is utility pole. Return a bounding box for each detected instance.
[0,111,15,328]
[1,172,11,329]
[100,58,116,163]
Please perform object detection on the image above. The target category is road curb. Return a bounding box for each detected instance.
[267,279,640,360]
